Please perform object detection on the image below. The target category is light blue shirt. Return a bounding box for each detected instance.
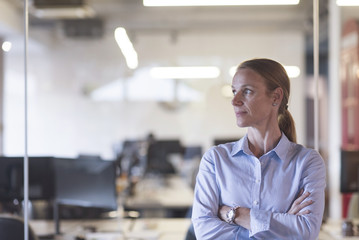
[192,133,326,240]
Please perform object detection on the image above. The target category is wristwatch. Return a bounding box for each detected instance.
[226,206,240,224]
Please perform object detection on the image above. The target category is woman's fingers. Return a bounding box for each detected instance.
[287,191,314,215]
[293,191,310,205]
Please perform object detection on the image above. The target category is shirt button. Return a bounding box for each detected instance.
[256,179,261,183]
[253,200,259,205]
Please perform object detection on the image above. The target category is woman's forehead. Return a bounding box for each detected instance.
[232,68,266,86]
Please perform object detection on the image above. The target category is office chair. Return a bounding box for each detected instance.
[185,222,196,240]
[184,207,196,240]
[0,214,38,240]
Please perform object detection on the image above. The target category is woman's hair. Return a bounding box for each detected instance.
[237,58,297,143]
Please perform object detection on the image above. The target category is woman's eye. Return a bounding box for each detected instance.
[243,89,252,94]
[232,90,237,96]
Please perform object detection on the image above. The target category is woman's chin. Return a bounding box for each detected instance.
[236,121,248,128]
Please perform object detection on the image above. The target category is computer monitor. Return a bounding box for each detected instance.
[53,157,117,234]
[53,157,117,210]
[183,146,202,160]
[340,150,359,193]
[146,139,184,175]
[0,156,55,202]
[213,138,240,146]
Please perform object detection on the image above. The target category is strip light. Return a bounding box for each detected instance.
[150,66,220,79]
[114,27,138,69]
[336,0,359,6]
[144,0,300,6]
[30,5,96,19]
[229,65,300,78]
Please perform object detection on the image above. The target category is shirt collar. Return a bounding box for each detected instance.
[231,133,291,161]
[271,133,291,161]
[231,135,249,156]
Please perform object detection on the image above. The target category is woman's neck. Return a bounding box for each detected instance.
[247,127,282,158]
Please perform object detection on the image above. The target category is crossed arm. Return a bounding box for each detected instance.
[217,190,313,230]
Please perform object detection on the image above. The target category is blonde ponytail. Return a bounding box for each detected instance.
[278,109,297,143]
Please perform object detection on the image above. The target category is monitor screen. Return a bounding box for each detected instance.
[340,150,359,193]
[0,156,55,201]
[54,157,117,210]
[146,139,183,175]
[213,138,240,146]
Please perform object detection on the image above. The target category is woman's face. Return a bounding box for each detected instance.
[231,68,277,129]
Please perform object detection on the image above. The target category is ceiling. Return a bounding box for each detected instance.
[88,0,314,32]
[4,0,359,52]
[5,0,320,39]
[1,0,333,95]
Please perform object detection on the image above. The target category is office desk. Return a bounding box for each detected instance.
[31,217,356,240]
[124,175,194,217]
[30,218,191,240]
[319,219,359,240]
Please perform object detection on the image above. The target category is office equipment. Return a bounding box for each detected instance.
[117,140,146,177]
[53,157,117,234]
[54,157,117,209]
[146,139,184,175]
[213,138,239,146]
[0,156,55,202]
[0,214,38,240]
[183,146,202,160]
[340,150,359,193]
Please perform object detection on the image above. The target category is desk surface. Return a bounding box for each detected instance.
[124,175,194,209]
[31,217,359,240]
[319,219,359,240]
[30,218,191,240]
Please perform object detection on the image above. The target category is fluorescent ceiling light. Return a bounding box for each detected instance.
[2,41,12,52]
[144,0,299,6]
[114,27,138,69]
[284,66,300,78]
[30,5,95,19]
[229,65,300,78]
[337,0,359,6]
[150,67,220,79]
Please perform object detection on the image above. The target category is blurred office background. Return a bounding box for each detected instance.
[0,0,359,238]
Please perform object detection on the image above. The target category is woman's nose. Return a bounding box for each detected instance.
[232,93,243,106]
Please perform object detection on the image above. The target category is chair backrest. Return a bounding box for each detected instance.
[0,214,38,240]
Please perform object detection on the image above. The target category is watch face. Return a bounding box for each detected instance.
[228,209,234,219]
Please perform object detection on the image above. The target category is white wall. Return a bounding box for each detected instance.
[3,28,306,159]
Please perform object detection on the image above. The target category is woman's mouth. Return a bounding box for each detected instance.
[235,110,247,117]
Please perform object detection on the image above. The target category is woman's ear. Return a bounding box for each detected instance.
[272,87,284,105]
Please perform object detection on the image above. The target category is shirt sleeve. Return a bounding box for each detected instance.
[249,150,326,240]
[192,149,245,239]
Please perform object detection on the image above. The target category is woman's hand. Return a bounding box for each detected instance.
[287,189,314,215]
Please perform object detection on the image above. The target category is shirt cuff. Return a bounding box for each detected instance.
[249,208,271,237]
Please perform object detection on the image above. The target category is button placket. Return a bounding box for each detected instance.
[252,156,262,209]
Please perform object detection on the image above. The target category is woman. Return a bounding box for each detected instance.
[192,58,326,239]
